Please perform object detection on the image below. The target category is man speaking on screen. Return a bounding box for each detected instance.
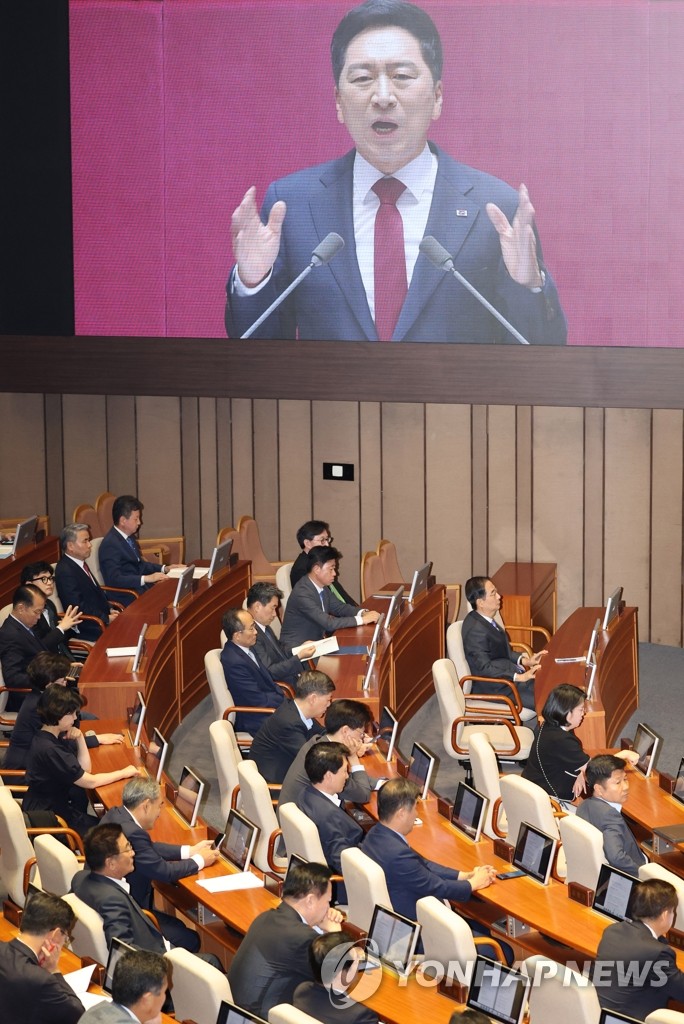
[225,0,566,344]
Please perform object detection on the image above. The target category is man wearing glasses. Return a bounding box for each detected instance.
[220,606,287,735]
[290,520,358,605]
[20,561,82,661]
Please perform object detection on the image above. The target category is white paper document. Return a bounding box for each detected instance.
[292,636,339,658]
[167,566,209,579]
[197,872,264,893]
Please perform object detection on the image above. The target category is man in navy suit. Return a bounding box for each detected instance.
[54,524,114,641]
[250,669,334,783]
[295,742,365,873]
[246,581,316,687]
[220,605,288,734]
[226,0,566,344]
[99,494,184,600]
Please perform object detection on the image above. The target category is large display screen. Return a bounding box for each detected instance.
[69,1,684,347]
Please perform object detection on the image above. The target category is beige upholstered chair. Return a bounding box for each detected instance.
[275,562,294,614]
[236,760,286,874]
[499,775,566,879]
[377,538,461,622]
[523,955,601,1024]
[209,719,243,822]
[0,787,39,905]
[360,551,386,602]
[33,833,80,895]
[468,731,507,839]
[559,813,605,891]
[165,947,233,1024]
[445,621,536,723]
[645,1012,684,1024]
[341,847,392,932]
[432,659,534,766]
[639,862,684,930]
[62,891,108,964]
[237,515,287,582]
[279,801,328,865]
[416,895,507,977]
[269,1006,326,1024]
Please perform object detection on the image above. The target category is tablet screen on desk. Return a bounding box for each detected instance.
[631,722,661,778]
[467,956,530,1024]
[174,765,205,828]
[385,586,404,628]
[408,560,432,602]
[376,705,398,762]
[451,781,488,842]
[216,1001,268,1024]
[103,937,136,994]
[592,863,637,922]
[512,821,558,885]
[407,741,435,802]
[208,537,233,581]
[367,904,420,975]
[599,1012,643,1024]
[219,808,259,872]
[143,727,169,783]
[673,756,684,805]
[127,690,146,747]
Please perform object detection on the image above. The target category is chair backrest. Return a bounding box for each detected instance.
[360,551,386,602]
[34,833,80,895]
[523,955,601,1024]
[209,719,243,822]
[205,648,231,721]
[275,561,294,614]
[0,787,39,906]
[238,515,276,578]
[87,535,106,585]
[645,1012,684,1024]
[432,658,467,756]
[279,801,327,865]
[341,847,392,932]
[377,539,405,584]
[468,731,506,840]
[499,774,560,849]
[558,814,605,891]
[236,760,285,873]
[0,602,12,627]
[269,1005,325,1024]
[639,862,684,931]
[446,620,475,694]
[415,895,476,982]
[62,891,108,964]
[165,947,233,1024]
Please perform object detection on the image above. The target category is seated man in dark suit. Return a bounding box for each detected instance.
[295,742,365,873]
[576,754,647,877]
[290,521,358,605]
[220,605,287,735]
[228,861,342,1018]
[54,524,115,641]
[0,890,83,1024]
[281,545,379,650]
[100,777,218,951]
[99,493,184,600]
[0,584,82,709]
[247,581,316,687]
[461,575,547,711]
[20,562,80,660]
[294,930,379,1024]
[594,878,684,1020]
[79,949,170,1024]
[250,669,334,783]
[278,698,374,814]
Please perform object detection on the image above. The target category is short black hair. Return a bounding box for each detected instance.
[83,823,124,871]
[112,495,143,524]
[308,929,357,984]
[630,879,678,922]
[27,652,72,691]
[295,670,336,700]
[541,684,586,728]
[377,777,420,820]
[20,561,54,585]
[37,684,84,725]
[324,698,372,734]
[222,606,249,641]
[584,754,626,795]
[12,584,45,609]
[306,545,342,573]
[247,581,283,607]
[112,950,170,1007]
[283,861,333,900]
[304,741,349,784]
[465,576,490,611]
[21,891,75,936]
[331,0,443,86]
[296,520,330,549]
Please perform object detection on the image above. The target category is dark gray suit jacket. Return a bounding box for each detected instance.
[595,918,684,1020]
[0,937,84,1024]
[278,731,372,815]
[250,698,324,784]
[280,576,360,648]
[294,981,378,1024]
[253,622,306,686]
[295,784,364,873]
[71,868,166,952]
[576,796,645,877]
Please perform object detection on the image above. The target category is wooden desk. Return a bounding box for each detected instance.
[79,561,251,728]
[0,534,60,609]
[492,561,557,647]
[536,606,639,747]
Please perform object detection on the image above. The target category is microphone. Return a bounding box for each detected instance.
[240,233,345,339]
[419,235,531,346]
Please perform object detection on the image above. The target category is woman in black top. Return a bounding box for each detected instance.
[522,683,637,801]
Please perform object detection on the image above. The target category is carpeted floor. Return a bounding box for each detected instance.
[168,641,682,830]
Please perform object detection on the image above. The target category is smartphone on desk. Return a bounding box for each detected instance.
[496,869,526,880]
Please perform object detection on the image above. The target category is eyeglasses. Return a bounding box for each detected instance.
[31,575,54,585]
[313,535,333,545]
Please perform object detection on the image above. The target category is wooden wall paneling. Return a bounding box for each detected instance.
[425,403,472,617]
[358,401,382,563]
[531,407,585,629]
[380,402,426,578]
[649,409,682,645]
[311,401,362,597]
[470,405,489,574]
[252,399,279,563]
[61,394,108,522]
[105,395,137,498]
[0,393,48,519]
[198,397,219,559]
[277,400,312,561]
[583,407,605,609]
[215,397,234,540]
[179,397,201,560]
[43,394,64,531]
[229,399,254,523]
[603,408,652,640]
[486,406,518,574]
[515,407,533,563]
[135,396,184,540]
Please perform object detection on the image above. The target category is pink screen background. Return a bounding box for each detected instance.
[69,0,683,346]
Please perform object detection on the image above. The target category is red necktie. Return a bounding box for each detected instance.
[372,177,407,341]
